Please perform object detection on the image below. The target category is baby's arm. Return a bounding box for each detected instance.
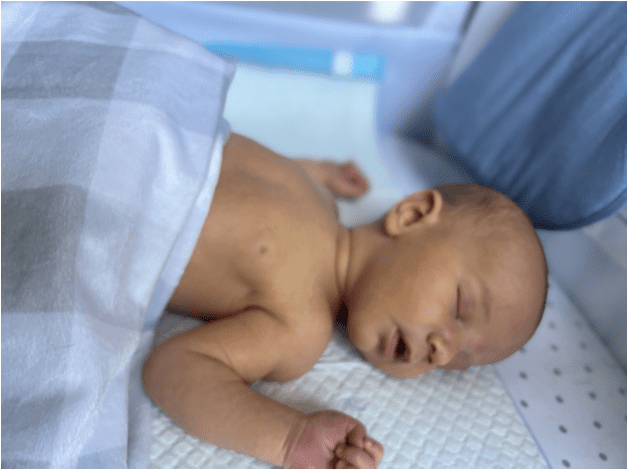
[142,309,383,468]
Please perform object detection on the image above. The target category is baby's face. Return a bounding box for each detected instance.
[346,218,545,378]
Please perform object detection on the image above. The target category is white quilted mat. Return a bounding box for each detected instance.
[149,314,547,469]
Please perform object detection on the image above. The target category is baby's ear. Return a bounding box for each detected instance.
[384,190,443,236]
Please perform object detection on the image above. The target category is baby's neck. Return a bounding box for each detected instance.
[333,225,352,314]
[334,221,389,317]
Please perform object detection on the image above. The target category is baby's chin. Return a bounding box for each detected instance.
[381,363,432,378]
[438,362,472,371]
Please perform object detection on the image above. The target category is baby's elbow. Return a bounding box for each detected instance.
[142,348,163,403]
[142,350,156,387]
[141,341,181,406]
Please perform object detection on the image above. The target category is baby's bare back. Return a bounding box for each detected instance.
[169,133,341,328]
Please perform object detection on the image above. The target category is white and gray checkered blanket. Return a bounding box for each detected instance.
[1,2,234,467]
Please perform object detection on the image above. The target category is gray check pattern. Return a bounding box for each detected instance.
[2,2,235,467]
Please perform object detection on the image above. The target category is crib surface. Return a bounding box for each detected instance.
[148,65,626,469]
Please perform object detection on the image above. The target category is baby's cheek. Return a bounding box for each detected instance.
[440,350,474,370]
[345,316,369,350]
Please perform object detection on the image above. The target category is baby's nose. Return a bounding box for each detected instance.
[426,331,460,366]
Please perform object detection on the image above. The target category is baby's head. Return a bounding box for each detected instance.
[345,184,548,378]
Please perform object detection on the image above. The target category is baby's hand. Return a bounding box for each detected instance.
[298,160,370,199]
[283,410,383,469]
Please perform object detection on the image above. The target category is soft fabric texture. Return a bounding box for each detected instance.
[1,2,234,467]
[434,1,627,230]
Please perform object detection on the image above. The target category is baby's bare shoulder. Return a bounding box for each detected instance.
[171,133,341,317]
[169,132,340,378]
[169,305,333,383]
[265,308,334,382]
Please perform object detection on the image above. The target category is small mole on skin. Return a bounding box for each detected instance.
[259,245,268,255]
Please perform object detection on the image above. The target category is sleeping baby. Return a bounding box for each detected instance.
[142,133,548,468]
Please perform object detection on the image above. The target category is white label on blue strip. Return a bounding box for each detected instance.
[332,51,354,76]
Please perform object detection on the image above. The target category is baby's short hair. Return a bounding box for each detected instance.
[435,184,549,334]
[435,184,525,236]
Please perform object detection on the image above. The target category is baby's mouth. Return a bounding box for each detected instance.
[384,329,409,361]
[395,333,408,358]
[383,330,398,361]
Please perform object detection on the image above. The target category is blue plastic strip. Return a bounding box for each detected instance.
[353,53,385,79]
[205,44,384,80]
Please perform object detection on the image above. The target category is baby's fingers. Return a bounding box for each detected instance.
[334,443,379,469]
[322,161,369,199]
[363,437,383,466]
[346,427,383,462]
[339,162,369,191]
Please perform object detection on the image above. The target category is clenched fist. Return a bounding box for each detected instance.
[283,410,383,469]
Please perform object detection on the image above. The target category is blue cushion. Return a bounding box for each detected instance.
[434,1,626,230]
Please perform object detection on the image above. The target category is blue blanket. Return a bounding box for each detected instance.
[1,2,234,467]
[435,1,627,230]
